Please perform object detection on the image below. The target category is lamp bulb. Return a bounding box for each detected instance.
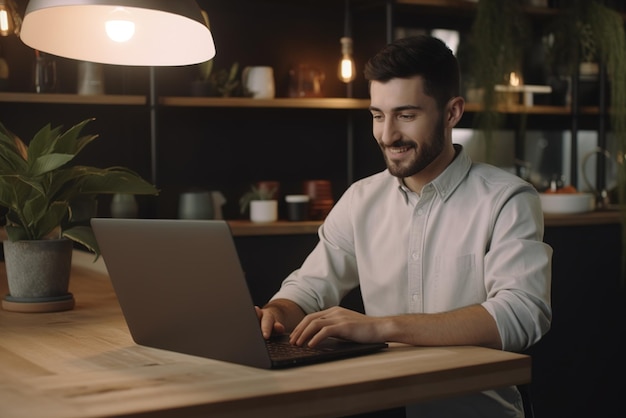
[338,37,356,83]
[0,9,9,36]
[105,7,135,43]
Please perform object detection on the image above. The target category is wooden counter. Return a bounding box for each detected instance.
[0,256,531,418]
[1,210,619,244]
[543,209,622,227]
[227,220,323,236]
[227,210,622,236]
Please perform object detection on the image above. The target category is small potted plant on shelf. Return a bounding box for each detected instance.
[0,118,158,312]
[239,184,278,223]
[190,10,242,98]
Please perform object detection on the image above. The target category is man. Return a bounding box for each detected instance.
[257,35,552,417]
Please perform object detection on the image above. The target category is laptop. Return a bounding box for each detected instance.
[91,218,388,369]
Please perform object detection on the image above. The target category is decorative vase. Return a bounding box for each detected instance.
[110,193,139,218]
[178,190,214,220]
[249,200,278,223]
[2,238,75,313]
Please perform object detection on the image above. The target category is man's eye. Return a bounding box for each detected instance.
[372,114,384,121]
[399,113,415,120]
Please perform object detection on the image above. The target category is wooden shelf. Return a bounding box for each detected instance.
[0,92,146,105]
[0,92,602,116]
[464,102,600,115]
[160,97,371,110]
[162,97,598,115]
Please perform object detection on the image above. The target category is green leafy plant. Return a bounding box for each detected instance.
[0,118,158,257]
[238,184,277,214]
[193,10,240,97]
[545,0,626,280]
[468,0,531,162]
[196,60,241,97]
[208,61,241,97]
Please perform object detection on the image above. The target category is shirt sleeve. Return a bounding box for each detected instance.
[270,190,360,313]
[481,187,552,352]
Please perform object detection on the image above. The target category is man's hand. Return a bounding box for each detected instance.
[289,306,386,347]
[256,299,307,339]
[255,306,286,339]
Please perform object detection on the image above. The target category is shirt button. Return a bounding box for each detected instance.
[417,209,424,216]
[411,252,419,260]
[412,294,419,302]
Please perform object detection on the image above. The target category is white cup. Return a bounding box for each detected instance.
[242,66,275,99]
[250,200,278,223]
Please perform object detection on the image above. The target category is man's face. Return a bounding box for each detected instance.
[369,76,446,179]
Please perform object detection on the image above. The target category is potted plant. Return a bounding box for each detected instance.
[0,118,158,312]
[239,184,278,223]
[190,10,242,98]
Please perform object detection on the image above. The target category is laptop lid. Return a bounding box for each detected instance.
[91,218,387,369]
[92,218,274,369]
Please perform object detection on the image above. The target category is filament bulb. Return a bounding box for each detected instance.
[338,37,356,83]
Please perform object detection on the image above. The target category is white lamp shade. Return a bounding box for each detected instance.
[20,0,215,66]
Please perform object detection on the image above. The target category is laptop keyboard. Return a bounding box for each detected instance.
[266,338,333,360]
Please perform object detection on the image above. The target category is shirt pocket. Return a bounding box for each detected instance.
[432,253,484,311]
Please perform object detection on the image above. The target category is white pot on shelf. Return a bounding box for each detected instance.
[249,200,278,223]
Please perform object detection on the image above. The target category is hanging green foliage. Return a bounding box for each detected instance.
[469,0,531,162]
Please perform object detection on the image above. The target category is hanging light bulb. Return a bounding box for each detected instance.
[0,0,21,37]
[105,7,135,43]
[0,6,9,36]
[338,36,356,84]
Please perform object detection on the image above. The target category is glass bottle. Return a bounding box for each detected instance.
[34,50,56,93]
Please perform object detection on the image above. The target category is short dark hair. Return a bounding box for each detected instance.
[364,35,460,109]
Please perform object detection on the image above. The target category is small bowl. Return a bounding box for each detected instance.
[539,192,596,214]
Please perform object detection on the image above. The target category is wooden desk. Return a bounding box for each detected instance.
[0,255,531,418]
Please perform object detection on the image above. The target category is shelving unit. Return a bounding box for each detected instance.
[0,0,619,225]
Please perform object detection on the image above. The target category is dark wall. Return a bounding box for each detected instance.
[530,223,625,418]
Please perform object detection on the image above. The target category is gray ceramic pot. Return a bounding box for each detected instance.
[3,238,73,300]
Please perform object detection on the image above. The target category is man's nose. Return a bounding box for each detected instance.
[379,120,401,146]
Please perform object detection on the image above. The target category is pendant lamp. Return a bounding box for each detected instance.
[20,0,215,66]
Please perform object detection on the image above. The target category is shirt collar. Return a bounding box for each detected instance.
[430,144,471,202]
[395,144,472,204]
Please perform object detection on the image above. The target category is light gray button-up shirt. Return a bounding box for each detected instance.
[272,144,552,417]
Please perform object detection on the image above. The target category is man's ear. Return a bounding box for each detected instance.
[446,96,465,128]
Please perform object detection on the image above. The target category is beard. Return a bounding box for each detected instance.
[380,114,446,179]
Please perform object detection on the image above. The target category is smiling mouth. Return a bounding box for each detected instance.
[388,145,412,154]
